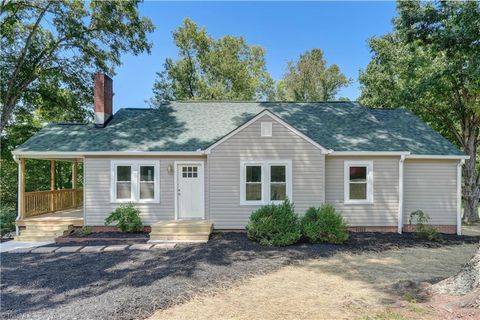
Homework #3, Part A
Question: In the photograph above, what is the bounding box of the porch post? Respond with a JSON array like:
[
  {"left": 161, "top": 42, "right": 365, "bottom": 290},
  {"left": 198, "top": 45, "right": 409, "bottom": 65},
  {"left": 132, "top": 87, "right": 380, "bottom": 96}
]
[
  {"left": 20, "top": 158, "right": 26, "bottom": 219},
  {"left": 50, "top": 160, "right": 56, "bottom": 212},
  {"left": 72, "top": 160, "right": 78, "bottom": 206}
]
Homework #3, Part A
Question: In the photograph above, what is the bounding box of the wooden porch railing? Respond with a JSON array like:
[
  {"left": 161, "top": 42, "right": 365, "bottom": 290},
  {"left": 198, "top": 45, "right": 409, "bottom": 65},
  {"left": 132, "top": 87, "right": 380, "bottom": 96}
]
[{"left": 24, "top": 189, "right": 83, "bottom": 218}]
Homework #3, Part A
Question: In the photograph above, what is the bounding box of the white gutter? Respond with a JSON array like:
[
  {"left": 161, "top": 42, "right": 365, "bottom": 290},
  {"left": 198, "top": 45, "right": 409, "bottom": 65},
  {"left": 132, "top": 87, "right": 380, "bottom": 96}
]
[
  {"left": 12, "top": 150, "right": 207, "bottom": 158},
  {"left": 398, "top": 155, "right": 405, "bottom": 234},
  {"left": 405, "top": 155, "right": 470, "bottom": 160},
  {"left": 329, "top": 151, "right": 411, "bottom": 156},
  {"left": 457, "top": 159, "right": 465, "bottom": 236}
]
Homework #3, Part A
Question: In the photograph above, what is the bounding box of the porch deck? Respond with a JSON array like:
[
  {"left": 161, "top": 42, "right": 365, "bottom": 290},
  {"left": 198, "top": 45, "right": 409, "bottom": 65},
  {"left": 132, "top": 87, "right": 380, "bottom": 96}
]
[{"left": 17, "top": 208, "right": 83, "bottom": 227}]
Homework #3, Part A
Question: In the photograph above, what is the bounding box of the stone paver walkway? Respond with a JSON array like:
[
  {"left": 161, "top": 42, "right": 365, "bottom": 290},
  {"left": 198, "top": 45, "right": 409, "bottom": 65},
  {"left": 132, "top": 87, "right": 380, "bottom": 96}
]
[{"left": 6, "top": 243, "right": 176, "bottom": 253}]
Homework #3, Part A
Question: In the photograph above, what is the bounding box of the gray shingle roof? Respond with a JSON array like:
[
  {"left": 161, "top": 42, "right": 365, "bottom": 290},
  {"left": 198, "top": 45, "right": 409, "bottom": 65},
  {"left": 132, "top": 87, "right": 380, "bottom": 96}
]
[{"left": 15, "top": 101, "right": 464, "bottom": 155}]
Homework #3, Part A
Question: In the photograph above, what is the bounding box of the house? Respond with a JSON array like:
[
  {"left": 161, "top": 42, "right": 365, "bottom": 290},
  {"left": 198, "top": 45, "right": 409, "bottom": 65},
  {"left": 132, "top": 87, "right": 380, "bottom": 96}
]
[{"left": 12, "top": 74, "right": 468, "bottom": 242}]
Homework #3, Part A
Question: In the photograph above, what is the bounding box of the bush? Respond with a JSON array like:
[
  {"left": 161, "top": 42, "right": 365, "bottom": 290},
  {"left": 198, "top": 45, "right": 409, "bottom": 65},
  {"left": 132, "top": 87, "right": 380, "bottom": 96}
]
[
  {"left": 0, "top": 207, "right": 17, "bottom": 237},
  {"left": 409, "top": 210, "right": 441, "bottom": 241},
  {"left": 105, "top": 202, "right": 143, "bottom": 232},
  {"left": 301, "top": 204, "right": 349, "bottom": 244},
  {"left": 80, "top": 226, "right": 93, "bottom": 236},
  {"left": 246, "top": 199, "right": 301, "bottom": 246}
]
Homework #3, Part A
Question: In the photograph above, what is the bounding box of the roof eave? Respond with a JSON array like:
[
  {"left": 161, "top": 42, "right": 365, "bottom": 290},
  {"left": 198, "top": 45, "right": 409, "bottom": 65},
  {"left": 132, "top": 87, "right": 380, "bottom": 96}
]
[{"left": 12, "top": 150, "right": 208, "bottom": 158}]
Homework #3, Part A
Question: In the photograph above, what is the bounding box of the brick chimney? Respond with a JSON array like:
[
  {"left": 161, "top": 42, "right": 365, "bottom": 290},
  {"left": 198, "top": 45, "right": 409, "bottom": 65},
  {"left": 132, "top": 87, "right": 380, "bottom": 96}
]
[{"left": 94, "top": 73, "right": 113, "bottom": 127}]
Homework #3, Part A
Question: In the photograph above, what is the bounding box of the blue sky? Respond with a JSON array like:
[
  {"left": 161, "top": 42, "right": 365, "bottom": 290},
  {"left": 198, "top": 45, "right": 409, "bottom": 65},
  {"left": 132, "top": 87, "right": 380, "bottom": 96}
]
[{"left": 113, "top": 1, "right": 397, "bottom": 111}]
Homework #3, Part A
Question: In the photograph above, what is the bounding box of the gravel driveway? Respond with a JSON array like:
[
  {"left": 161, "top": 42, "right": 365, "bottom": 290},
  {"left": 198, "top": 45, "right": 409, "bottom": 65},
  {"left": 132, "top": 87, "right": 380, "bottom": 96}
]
[{"left": 2, "top": 232, "right": 479, "bottom": 320}]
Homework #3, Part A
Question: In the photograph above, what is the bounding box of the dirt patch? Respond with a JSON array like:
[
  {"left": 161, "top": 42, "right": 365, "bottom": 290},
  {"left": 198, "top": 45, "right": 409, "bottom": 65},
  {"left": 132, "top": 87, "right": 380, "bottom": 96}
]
[
  {"left": 3, "top": 232, "right": 479, "bottom": 320},
  {"left": 149, "top": 244, "right": 479, "bottom": 320}
]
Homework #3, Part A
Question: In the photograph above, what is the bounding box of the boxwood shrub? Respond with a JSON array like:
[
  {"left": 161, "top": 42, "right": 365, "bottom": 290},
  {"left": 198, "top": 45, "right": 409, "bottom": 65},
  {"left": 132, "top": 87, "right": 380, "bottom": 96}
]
[
  {"left": 246, "top": 199, "right": 301, "bottom": 246},
  {"left": 301, "top": 204, "right": 349, "bottom": 244}
]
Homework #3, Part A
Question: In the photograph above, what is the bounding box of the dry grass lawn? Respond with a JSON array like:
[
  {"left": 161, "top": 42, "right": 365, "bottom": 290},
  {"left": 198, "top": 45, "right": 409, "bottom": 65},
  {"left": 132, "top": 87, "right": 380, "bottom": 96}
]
[{"left": 149, "top": 243, "right": 479, "bottom": 320}]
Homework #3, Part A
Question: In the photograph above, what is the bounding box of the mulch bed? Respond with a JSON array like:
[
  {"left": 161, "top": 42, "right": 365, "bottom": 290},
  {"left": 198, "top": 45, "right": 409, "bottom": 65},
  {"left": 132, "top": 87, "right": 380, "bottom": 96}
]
[
  {"left": 2, "top": 232, "right": 479, "bottom": 320},
  {"left": 55, "top": 231, "right": 149, "bottom": 244}
]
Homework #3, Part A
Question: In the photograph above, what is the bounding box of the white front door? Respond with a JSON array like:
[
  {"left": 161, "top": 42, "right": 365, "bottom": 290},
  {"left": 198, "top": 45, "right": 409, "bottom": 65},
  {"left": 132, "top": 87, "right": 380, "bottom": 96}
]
[{"left": 177, "top": 163, "right": 205, "bottom": 219}]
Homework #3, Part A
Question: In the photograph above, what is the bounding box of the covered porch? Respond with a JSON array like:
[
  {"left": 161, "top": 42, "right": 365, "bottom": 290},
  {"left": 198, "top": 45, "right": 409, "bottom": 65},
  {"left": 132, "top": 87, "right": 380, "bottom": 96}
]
[
  {"left": 17, "top": 208, "right": 83, "bottom": 227},
  {"left": 16, "top": 157, "right": 84, "bottom": 240}
]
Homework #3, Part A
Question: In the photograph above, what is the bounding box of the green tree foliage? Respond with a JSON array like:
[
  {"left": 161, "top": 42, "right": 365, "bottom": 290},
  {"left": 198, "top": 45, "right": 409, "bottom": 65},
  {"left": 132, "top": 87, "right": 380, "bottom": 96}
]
[
  {"left": 0, "top": 0, "right": 154, "bottom": 133},
  {"left": 359, "top": 1, "right": 480, "bottom": 222},
  {"left": 276, "top": 48, "right": 351, "bottom": 101},
  {"left": 151, "top": 18, "right": 274, "bottom": 103},
  {"left": 0, "top": 0, "right": 153, "bottom": 234}
]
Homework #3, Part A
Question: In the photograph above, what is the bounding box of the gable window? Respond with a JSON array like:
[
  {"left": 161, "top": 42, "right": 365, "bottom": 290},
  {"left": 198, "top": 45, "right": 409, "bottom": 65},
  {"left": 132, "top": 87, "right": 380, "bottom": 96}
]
[
  {"left": 111, "top": 160, "right": 160, "bottom": 203},
  {"left": 344, "top": 161, "right": 373, "bottom": 204},
  {"left": 261, "top": 122, "right": 272, "bottom": 137},
  {"left": 240, "top": 160, "right": 292, "bottom": 205}
]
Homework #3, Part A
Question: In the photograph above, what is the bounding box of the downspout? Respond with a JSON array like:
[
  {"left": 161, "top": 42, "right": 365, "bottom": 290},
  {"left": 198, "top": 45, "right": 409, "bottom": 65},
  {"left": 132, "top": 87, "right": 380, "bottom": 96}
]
[
  {"left": 398, "top": 155, "right": 405, "bottom": 234},
  {"left": 457, "top": 159, "right": 465, "bottom": 236},
  {"left": 83, "top": 156, "right": 86, "bottom": 225},
  {"left": 13, "top": 155, "right": 21, "bottom": 236}
]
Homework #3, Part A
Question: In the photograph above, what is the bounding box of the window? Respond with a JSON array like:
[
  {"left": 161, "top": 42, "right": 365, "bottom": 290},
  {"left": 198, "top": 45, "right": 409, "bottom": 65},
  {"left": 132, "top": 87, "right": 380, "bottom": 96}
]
[
  {"left": 261, "top": 122, "right": 272, "bottom": 137},
  {"left": 139, "top": 166, "right": 155, "bottom": 200},
  {"left": 182, "top": 166, "right": 198, "bottom": 178},
  {"left": 270, "top": 165, "right": 286, "bottom": 201},
  {"left": 111, "top": 161, "right": 160, "bottom": 203},
  {"left": 344, "top": 161, "right": 373, "bottom": 204},
  {"left": 246, "top": 165, "right": 262, "bottom": 201},
  {"left": 240, "top": 160, "right": 292, "bottom": 205},
  {"left": 116, "top": 166, "right": 132, "bottom": 199}
]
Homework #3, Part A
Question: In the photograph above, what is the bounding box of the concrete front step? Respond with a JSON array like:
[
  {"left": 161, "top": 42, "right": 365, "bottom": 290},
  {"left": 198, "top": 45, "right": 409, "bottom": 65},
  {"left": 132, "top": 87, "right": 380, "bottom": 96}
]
[{"left": 150, "top": 220, "right": 213, "bottom": 242}]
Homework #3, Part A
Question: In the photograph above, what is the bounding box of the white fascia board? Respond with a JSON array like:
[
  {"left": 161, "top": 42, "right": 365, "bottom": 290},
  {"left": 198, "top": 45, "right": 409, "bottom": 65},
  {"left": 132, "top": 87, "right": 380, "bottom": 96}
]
[
  {"left": 204, "top": 109, "right": 332, "bottom": 154},
  {"left": 405, "top": 154, "right": 470, "bottom": 160},
  {"left": 329, "top": 151, "right": 411, "bottom": 156},
  {"left": 12, "top": 151, "right": 207, "bottom": 158}
]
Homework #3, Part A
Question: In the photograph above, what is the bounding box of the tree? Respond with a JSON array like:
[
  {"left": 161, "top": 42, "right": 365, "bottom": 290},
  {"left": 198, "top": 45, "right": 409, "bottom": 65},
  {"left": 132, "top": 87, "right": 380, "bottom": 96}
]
[
  {"left": 0, "top": 0, "right": 155, "bottom": 133},
  {"left": 276, "top": 48, "right": 351, "bottom": 101},
  {"left": 0, "top": 0, "right": 154, "bottom": 235},
  {"left": 151, "top": 18, "right": 274, "bottom": 103},
  {"left": 359, "top": 1, "right": 480, "bottom": 222}
]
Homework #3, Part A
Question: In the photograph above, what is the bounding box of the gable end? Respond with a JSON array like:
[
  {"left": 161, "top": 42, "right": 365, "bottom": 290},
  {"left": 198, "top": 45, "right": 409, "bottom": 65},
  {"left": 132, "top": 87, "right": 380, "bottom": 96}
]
[{"left": 204, "top": 110, "right": 332, "bottom": 154}]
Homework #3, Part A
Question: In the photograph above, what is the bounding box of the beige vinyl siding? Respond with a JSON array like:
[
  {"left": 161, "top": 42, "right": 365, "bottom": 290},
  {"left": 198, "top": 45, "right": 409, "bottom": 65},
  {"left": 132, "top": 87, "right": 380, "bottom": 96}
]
[
  {"left": 84, "top": 157, "right": 206, "bottom": 225},
  {"left": 325, "top": 156, "right": 399, "bottom": 226},
  {"left": 404, "top": 159, "right": 457, "bottom": 225},
  {"left": 208, "top": 114, "right": 325, "bottom": 229}
]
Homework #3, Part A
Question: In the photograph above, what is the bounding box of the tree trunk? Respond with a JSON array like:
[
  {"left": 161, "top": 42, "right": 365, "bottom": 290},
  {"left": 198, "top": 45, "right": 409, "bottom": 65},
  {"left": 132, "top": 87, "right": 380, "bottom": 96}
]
[{"left": 462, "top": 126, "right": 479, "bottom": 224}]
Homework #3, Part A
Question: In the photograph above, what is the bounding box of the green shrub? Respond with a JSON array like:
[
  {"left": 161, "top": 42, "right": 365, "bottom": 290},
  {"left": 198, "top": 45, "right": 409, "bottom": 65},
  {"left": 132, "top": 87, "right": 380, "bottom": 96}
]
[
  {"left": 105, "top": 202, "right": 143, "bottom": 232},
  {"left": 80, "top": 226, "right": 93, "bottom": 236},
  {"left": 0, "top": 207, "right": 17, "bottom": 237},
  {"left": 246, "top": 199, "right": 301, "bottom": 246},
  {"left": 409, "top": 210, "right": 441, "bottom": 241},
  {"left": 301, "top": 204, "right": 349, "bottom": 244}
]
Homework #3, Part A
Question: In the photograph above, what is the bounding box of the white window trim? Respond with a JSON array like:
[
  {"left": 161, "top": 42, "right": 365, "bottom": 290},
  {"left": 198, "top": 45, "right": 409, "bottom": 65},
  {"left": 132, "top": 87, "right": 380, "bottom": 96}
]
[
  {"left": 240, "top": 160, "right": 292, "bottom": 205},
  {"left": 344, "top": 160, "right": 373, "bottom": 205},
  {"left": 110, "top": 160, "right": 160, "bottom": 203}
]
